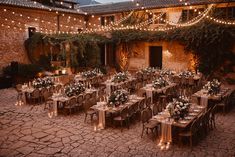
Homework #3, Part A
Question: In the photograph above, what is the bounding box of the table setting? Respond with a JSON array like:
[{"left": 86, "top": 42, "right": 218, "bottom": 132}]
[
  {"left": 91, "top": 89, "right": 144, "bottom": 130},
  {"left": 150, "top": 95, "right": 205, "bottom": 149},
  {"left": 104, "top": 72, "right": 136, "bottom": 94},
  {"left": 141, "top": 76, "right": 176, "bottom": 102}
]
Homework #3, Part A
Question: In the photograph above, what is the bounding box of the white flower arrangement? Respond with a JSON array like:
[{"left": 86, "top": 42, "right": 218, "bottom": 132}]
[
  {"left": 139, "top": 67, "right": 155, "bottom": 75},
  {"left": 152, "top": 77, "right": 169, "bottom": 89},
  {"left": 65, "top": 82, "right": 85, "bottom": 97},
  {"left": 160, "top": 70, "right": 174, "bottom": 77},
  {"left": 32, "top": 77, "right": 54, "bottom": 88},
  {"left": 111, "top": 72, "right": 128, "bottom": 83},
  {"left": 108, "top": 89, "right": 129, "bottom": 107},
  {"left": 203, "top": 79, "right": 221, "bottom": 95},
  {"left": 81, "top": 68, "right": 102, "bottom": 78},
  {"left": 179, "top": 70, "right": 194, "bottom": 78},
  {"left": 166, "top": 96, "right": 190, "bottom": 120}
]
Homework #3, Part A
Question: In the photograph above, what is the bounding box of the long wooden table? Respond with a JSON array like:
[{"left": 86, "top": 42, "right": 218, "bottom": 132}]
[
  {"left": 91, "top": 95, "right": 145, "bottom": 129},
  {"left": 140, "top": 83, "right": 177, "bottom": 102},
  {"left": 149, "top": 104, "right": 205, "bottom": 144},
  {"left": 192, "top": 87, "right": 234, "bottom": 107},
  {"left": 50, "top": 88, "right": 97, "bottom": 117}
]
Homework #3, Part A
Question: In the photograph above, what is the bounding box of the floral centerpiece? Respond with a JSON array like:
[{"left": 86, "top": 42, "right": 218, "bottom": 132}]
[
  {"left": 81, "top": 69, "right": 98, "bottom": 78},
  {"left": 108, "top": 89, "right": 129, "bottom": 107},
  {"left": 65, "top": 82, "right": 85, "bottom": 97},
  {"left": 166, "top": 96, "right": 190, "bottom": 120},
  {"left": 32, "top": 77, "right": 54, "bottom": 88},
  {"left": 179, "top": 70, "right": 194, "bottom": 78},
  {"left": 111, "top": 72, "right": 128, "bottom": 83},
  {"left": 140, "top": 67, "right": 155, "bottom": 75},
  {"left": 203, "top": 79, "right": 221, "bottom": 95},
  {"left": 152, "top": 77, "right": 169, "bottom": 89},
  {"left": 160, "top": 70, "right": 174, "bottom": 77}
]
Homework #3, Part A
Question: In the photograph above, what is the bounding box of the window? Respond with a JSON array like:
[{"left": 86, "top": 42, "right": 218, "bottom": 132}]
[
  {"left": 180, "top": 9, "right": 200, "bottom": 22},
  {"left": 214, "top": 7, "right": 235, "bottom": 20},
  {"left": 101, "top": 17, "right": 105, "bottom": 26},
  {"left": 152, "top": 12, "right": 166, "bottom": 24},
  {"left": 100, "top": 16, "right": 115, "bottom": 26},
  {"left": 28, "top": 27, "right": 36, "bottom": 38},
  {"left": 148, "top": 14, "right": 153, "bottom": 24},
  {"left": 77, "top": 28, "right": 83, "bottom": 32},
  {"left": 181, "top": 10, "right": 188, "bottom": 22}
]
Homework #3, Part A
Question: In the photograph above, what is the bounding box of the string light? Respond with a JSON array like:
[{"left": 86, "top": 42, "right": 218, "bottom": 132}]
[
  {"left": 206, "top": 16, "right": 235, "bottom": 25},
  {"left": 1, "top": 2, "right": 235, "bottom": 35},
  {"left": 1, "top": 8, "right": 85, "bottom": 32},
  {"left": 164, "top": 4, "right": 214, "bottom": 27}
]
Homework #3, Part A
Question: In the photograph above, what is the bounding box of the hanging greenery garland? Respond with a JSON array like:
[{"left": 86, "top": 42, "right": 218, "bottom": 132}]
[{"left": 24, "top": 20, "right": 235, "bottom": 75}]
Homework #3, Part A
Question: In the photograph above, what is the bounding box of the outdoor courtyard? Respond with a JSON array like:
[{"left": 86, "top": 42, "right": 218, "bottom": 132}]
[{"left": 0, "top": 88, "right": 234, "bottom": 157}]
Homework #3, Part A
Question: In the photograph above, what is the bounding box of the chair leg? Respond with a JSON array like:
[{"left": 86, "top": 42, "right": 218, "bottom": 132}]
[
  {"left": 91, "top": 114, "right": 94, "bottom": 122},
  {"left": 84, "top": 113, "right": 87, "bottom": 122},
  {"left": 151, "top": 129, "right": 154, "bottom": 141},
  {"left": 179, "top": 136, "right": 182, "bottom": 147},
  {"left": 120, "top": 121, "right": 123, "bottom": 132},
  {"left": 141, "top": 127, "right": 144, "bottom": 138},
  {"left": 190, "top": 136, "right": 193, "bottom": 149},
  {"left": 213, "top": 119, "right": 216, "bottom": 129},
  {"left": 223, "top": 106, "right": 226, "bottom": 115}
]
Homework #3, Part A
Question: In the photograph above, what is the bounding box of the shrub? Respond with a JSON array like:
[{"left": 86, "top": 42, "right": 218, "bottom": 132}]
[{"left": 3, "top": 63, "right": 42, "bottom": 78}]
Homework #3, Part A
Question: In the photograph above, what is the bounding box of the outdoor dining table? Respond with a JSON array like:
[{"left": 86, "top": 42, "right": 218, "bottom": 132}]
[
  {"left": 74, "top": 74, "right": 103, "bottom": 84},
  {"left": 50, "top": 88, "right": 98, "bottom": 117},
  {"left": 91, "top": 95, "right": 145, "bottom": 130},
  {"left": 20, "top": 85, "right": 34, "bottom": 105},
  {"left": 192, "top": 87, "right": 233, "bottom": 108},
  {"left": 103, "top": 77, "right": 137, "bottom": 95},
  {"left": 20, "top": 83, "right": 63, "bottom": 105},
  {"left": 173, "top": 73, "right": 202, "bottom": 85},
  {"left": 141, "top": 83, "right": 177, "bottom": 103},
  {"left": 150, "top": 104, "right": 205, "bottom": 144}
]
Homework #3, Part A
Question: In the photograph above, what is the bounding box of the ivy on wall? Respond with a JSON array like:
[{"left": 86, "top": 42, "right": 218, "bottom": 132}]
[
  {"left": 24, "top": 20, "right": 235, "bottom": 75},
  {"left": 25, "top": 33, "right": 108, "bottom": 71},
  {"left": 111, "top": 20, "right": 235, "bottom": 75}
]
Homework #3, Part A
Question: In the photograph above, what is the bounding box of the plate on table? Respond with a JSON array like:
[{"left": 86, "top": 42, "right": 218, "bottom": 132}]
[
  {"left": 130, "top": 99, "right": 138, "bottom": 103},
  {"left": 179, "top": 120, "right": 188, "bottom": 124},
  {"left": 188, "top": 112, "right": 197, "bottom": 116},
  {"left": 125, "top": 102, "right": 132, "bottom": 105},
  {"left": 193, "top": 109, "right": 201, "bottom": 112},
  {"left": 196, "top": 106, "right": 205, "bottom": 109},
  {"left": 184, "top": 116, "right": 193, "bottom": 120},
  {"left": 152, "top": 115, "right": 162, "bottom": 119}
]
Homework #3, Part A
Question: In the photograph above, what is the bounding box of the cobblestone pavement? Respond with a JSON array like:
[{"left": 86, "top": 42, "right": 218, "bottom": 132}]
[{"left": 0, "top": 88, "right": 235, "bottom": 157}]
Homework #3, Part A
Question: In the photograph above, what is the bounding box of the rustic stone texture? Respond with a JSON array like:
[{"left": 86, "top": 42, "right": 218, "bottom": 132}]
[
  {"left": 127, "top": 41, "right": 194, "bottom": 71},
  {"left": 0, "top": 88, "right": 235, "bottom": 157},
  {"left": 0, "top": 5, "right": 85, "bottom": 70}
]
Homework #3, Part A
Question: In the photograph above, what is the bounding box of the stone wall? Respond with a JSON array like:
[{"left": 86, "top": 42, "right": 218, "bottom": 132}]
[
  {"left": 0, "top": 5, "right": 85, "bottom": 71},
  {"left": 128, "top": 41, "right": 194, "bottom": 71}
]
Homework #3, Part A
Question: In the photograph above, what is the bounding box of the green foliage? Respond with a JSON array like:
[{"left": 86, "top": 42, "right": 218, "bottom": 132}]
[
  {"left": 111, "top": 20, "right": 235, "bottom": 75},
  {"left": 226, "top": 78, "right": 235, "bottom": 85},
  {"left": 3, "top": 63, "right": 42, "bottom": 78},
  {"left": 25, "top": 33, "right": 107, "bottom": 69},
  {"left": 24, "top": 32, "right": 44, "bottom": 63},
  {"left": 25, "top": 20, "right": 235, "bottom": 75},
  {"left": 38, "top": 55, "right": 55, "bottom": 71}
]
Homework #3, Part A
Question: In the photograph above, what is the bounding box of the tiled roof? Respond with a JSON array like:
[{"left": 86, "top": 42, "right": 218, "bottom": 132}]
[
  {"left": 76, "top": 0, "right": 100, "bottom": 6},
  {"left": 0, "top": 0, "right": 85, "bottom": 14},
  {"left": 80, "top": 0, "right": 235, "bottom": 14},
  {"left": 63, "top": 0, "right": 78, "bottom": 3}
]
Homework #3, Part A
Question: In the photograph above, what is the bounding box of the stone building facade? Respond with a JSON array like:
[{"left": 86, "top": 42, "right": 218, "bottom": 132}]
[
  {"left": 0, "top": 0, "right": 234, "bottom": 72},
  {"left": 0, "top": 3, "right": 85, "bottom": 71}
]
